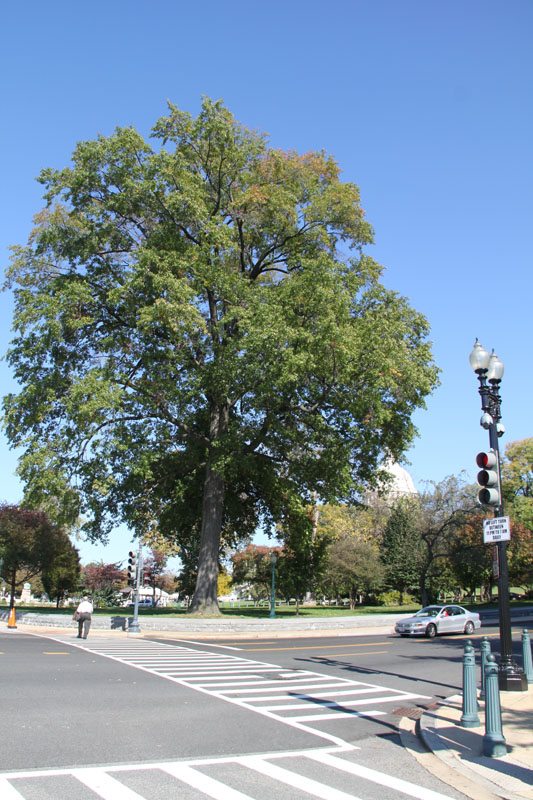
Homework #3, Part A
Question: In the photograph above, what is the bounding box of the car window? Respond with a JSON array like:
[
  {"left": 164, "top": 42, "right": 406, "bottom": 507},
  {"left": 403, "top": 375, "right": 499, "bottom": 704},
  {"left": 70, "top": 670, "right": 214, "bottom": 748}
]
[
  {"left": 415, "top": 607, "right": 440, "bottom": 617},
  {"left": 450, "top": 607, "right": 465, "bottom": 616}
]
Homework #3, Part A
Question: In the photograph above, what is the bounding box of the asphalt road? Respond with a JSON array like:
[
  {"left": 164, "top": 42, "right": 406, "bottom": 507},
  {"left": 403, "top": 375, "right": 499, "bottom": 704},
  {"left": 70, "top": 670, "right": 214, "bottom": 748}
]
[
  {"left": 155, "top": 618, "right": 510, "bottom": 687},
  {"left": 0, "top": 620, "right": 518, "bottom": 800}
]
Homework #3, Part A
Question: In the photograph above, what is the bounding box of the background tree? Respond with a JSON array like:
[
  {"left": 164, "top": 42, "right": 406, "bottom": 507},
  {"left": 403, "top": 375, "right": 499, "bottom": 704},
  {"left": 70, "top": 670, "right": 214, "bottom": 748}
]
[
  {"left": 506, "top": 522, "right": 533, "bottom": 593},
  {"left": 380, "top": 499, "right": 422, "bottom": 605},
  {"left": 318, "top": 536, "right": 384, "bottom": 608},
  {"left": 41, "top": 539, "right": 81, "bottom": 607},
  {"left": 501, "top": 438, "right": 533, "bottom": 531},
  {"left": 81, "top": 562, "right": 124, "bottom": 606},
  {"left": 0, "top": 504, "right": 76, "bottom": 611},
  {"left": 449, "top": 509, "right": 494, "bottom": 601},
  {"left": 142, "top": 548, "right": 171, "bottom": 606},
  {"left": 275, "top": 497, "right": 327, "bottom": 613},
  {"left": 217, "top": 569, "right": 232, "bottom": 598},
  {"left": 231, "top": 545, "right": 280, "bottom": 604},
  {"left": 4, "top": 98, "right": 438, "bottom": 615},
  {"left": 415, "top": 475, "right": 476, "bottom": 605}
]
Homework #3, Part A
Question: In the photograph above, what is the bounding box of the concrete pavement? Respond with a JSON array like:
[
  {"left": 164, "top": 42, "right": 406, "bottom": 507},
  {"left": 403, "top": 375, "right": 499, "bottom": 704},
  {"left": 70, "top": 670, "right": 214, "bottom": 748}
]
[{"left": 400, "top": 687, "right": 533, "bottom": 800}]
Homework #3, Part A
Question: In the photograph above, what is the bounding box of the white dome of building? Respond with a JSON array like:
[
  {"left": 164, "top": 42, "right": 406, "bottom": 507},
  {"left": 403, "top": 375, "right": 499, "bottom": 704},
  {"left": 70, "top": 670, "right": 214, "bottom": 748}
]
[{"left": 382, "top": 460, "right": 418, "bottom": 497}]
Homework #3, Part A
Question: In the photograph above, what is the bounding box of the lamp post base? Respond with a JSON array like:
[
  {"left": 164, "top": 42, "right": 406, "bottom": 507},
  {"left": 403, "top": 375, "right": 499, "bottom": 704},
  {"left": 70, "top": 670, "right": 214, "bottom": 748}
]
[{"left": 498, "top": 668, "right": 528, "bottom": 692}]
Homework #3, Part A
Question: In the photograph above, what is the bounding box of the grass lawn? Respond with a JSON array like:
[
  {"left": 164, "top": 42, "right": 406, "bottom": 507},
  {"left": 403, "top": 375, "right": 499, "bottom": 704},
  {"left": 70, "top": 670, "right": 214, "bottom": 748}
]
[{"left": 13, "top": 598, "right": 531, "bottom": 619}]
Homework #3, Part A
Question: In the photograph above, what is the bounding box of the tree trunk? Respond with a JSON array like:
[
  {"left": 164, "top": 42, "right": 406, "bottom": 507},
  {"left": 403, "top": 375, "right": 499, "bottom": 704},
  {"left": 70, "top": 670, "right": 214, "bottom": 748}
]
[
  {"left": 189, "top": 463, "right": 225, "bottom": 615},
  {"left": 419, "top": 574, "right": 428, "bottom": 607},
  {"left": 189, "top": 404, "right": 228, "bottom": 616},
  {"left": 9, "top": 569, "right": 16, "bottom": 610}
]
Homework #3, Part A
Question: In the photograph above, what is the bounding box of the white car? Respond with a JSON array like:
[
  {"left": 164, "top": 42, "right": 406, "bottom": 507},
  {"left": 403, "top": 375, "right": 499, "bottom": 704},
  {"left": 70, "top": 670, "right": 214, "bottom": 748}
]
[{"left": 395, "top": 605, "right": 482, "bottom": 638}]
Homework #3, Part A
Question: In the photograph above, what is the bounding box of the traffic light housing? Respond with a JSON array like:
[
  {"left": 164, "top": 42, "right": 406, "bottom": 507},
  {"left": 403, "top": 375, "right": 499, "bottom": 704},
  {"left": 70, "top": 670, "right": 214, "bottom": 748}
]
[
  {"left": 143, "top": 571, "right": 152, "bottom": 586},
  {"left": 476, "top": 450, "right": 500, "bottom": 505},
  {"left": 127, "top": 551, "right": 138, "bottom": 585}
]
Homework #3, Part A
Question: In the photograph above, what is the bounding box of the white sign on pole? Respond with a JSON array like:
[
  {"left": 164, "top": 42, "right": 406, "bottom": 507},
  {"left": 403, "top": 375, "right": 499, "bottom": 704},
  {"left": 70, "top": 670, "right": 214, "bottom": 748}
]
[{"left": 483, "top": 516, "right": 511, "bottom": 544}]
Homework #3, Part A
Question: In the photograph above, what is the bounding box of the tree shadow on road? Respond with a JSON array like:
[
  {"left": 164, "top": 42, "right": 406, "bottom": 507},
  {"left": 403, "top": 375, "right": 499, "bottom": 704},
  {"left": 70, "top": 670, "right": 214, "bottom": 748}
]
[{"left": 293, "top": 640, "right": 466, "bottom": 695}]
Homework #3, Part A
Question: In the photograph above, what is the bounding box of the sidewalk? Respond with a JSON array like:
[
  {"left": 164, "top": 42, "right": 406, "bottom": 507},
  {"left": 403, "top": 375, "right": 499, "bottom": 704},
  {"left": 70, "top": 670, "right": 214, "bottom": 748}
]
[{"left": 403, "top": 687, "right": 533, "bottom": 800}]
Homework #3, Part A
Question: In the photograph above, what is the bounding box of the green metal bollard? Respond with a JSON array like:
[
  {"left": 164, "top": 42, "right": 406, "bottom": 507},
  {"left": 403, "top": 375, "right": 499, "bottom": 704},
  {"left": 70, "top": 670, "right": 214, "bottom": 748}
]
[
  {"left": 480, "top": 636, "right": 491, "bottom": 700},
  {"left": 521, "top": 629, "right": 533, "bottom": 683},
  {"left": 461, "top": 640, "right": 480, "bottom": 728},
  {"left": 483, "top": 654, "right": 507, "bottom": 757}
]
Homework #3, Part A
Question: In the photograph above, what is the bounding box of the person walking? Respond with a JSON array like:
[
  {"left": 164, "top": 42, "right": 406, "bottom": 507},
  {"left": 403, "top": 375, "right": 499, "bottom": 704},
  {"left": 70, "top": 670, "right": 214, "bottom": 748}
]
[{"left": 75, "top": 596, "right": 93, "bottom": 639}]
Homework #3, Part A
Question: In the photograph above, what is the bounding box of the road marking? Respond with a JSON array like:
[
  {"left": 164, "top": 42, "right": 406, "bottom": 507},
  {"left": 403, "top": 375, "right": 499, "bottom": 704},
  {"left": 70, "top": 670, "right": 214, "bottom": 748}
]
[
  {"left": 243, "top": 641, "right": 390, "bottom": 651},
  {"left": 238, "top": 686, "right": 390, "bottom": 702},
  {"left": 42, "top": 651, "right": 70, "bottom": 655},
  {"left": 0, "top": 776, "right": 25, "bottom": 798},
  {"left": 237, "top": 755, "right": 363, "bottom": 800},
  {"left": 307, "top": 750, "right": 460, "bottom": 800},
  {"left": 72, "top": 768, "right": 146, "bottom": 799},
  {"left": 162, "top": 763, "right": 254, "bottom": 799},
  {"left": 1, "top": 745, "right": 461, "bottom": 800},
  {"left": 315, "top": 650, "right": 388, "bottom": 657},
  {"left": 37, "top": 634, "right": 431, "bottom": 748}
]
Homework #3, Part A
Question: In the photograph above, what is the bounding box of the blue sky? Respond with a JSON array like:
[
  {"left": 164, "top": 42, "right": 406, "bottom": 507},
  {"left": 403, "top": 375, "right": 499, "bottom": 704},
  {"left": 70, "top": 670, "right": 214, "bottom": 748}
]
[{"left": 1, "top": 1, "right": 531, "bottom": 567}]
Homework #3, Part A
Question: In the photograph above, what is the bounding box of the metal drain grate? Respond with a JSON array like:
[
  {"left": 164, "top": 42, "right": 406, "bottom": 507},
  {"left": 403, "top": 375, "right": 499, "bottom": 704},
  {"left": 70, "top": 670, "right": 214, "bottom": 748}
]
[{"left": 391, "top": 706, "right": 425, "bottom": 719}]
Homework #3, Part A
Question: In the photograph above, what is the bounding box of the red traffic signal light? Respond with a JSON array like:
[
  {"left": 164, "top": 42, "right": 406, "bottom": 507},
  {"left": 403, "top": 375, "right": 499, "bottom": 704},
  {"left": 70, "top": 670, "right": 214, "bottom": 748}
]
[
  {"left": 476, "top": 450, "right": 500, "bottom": 505},
  {"left": 143, "top": 572, "right": 151, "bottom": 586}
]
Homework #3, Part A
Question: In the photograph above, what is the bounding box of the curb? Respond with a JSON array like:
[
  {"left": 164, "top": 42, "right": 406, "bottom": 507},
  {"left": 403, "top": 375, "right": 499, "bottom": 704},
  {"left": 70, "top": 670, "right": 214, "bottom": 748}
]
[{"left": 418, "top": 696, "right": 533, "bottom": 800}]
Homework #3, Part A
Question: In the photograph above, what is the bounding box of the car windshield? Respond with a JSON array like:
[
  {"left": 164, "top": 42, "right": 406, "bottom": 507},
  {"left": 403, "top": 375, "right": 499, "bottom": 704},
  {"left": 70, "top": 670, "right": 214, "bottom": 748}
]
[{"left": 414, "top": 607, "right": 441, "bottom": 618}]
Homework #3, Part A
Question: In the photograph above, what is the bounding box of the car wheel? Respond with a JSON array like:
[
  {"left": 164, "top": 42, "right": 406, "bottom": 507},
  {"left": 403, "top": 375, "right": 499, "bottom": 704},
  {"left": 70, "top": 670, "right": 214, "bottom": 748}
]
[
  {"left": 426, "top": 623, "right": 437, "bottom": 638},
  {"left": 464, "top": 621, "right": 474, "bottom": 635}
]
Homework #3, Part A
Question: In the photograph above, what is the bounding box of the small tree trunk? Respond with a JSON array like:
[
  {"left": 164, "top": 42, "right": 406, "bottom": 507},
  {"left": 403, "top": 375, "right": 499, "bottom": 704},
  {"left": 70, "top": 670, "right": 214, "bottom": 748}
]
[
  {"left": 9, "top": 569, "right": 16, "bottom": 610},
  {"left": 419, "top": 574, "right": 428, "bottom": 607}
]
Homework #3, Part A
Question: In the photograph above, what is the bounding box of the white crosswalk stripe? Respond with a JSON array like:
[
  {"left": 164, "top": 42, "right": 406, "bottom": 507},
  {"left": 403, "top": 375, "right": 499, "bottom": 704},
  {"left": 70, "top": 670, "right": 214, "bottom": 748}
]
[
  {"left": 43, "top": 635, "right": 429, "bottom": 741},
  {"left": 0, "top": 747, "right": 460, "bottom": 800}
]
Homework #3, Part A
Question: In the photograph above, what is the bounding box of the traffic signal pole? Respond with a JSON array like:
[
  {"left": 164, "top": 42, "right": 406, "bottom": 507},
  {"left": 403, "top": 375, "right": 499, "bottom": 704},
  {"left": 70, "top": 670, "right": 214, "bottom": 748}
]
[
  {"left": 486, "top": 425, "right": 525, "bottom": 690},
  {"left": 470, "top": 340, "right": 526, "bottom": 691},
  {"left": 129, "top": 543, "right": 142, "bottom": 634}
]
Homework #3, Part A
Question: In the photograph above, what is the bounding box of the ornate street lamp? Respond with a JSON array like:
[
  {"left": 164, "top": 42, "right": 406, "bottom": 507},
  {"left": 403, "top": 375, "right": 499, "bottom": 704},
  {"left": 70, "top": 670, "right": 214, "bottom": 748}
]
[
  {"left": 469, "top": 340, "right": 526, "bottom": 691},
  {"left": 269, "top": 551, "right": 278, "bottom": 619}
]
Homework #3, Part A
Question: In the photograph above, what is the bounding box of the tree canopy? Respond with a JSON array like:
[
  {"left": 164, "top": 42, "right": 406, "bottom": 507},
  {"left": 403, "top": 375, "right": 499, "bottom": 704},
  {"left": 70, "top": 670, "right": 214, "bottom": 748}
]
[
  {"left": 3, "top": 98, "right": 438, "bottom": 614},
  {"left": 501, "top": 438, "right": 533, "bottom": 531},
  {"left": 380, "top": 499, "right": 422, "bottom": 604},
  {"left": 0, "top": 504, "right": 78, "bottom": 608}
]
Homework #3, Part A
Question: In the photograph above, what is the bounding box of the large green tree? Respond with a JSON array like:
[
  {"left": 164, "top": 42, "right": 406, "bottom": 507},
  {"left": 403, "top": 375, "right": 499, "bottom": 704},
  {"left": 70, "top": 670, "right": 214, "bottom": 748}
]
[
  {"left": 41, "top": 538, "right": 81, "bottom": 607},
  {"left": 319, "top": 536, "right": 384, "bottom": 608},
  {"left": 415, "top": 476, "right": 477, "bottom": 605},
  {"left": 3, "top": 98, "right": 438, "bottom": 614},
  {"left": 381, "top": 499, "right": 422, "bottom": 604},
  {"left": 0, "top": 504, "right": 77, "bottom": 611},
  {"left": 501, "top": 438, "right": 533, "bottom": 531}
]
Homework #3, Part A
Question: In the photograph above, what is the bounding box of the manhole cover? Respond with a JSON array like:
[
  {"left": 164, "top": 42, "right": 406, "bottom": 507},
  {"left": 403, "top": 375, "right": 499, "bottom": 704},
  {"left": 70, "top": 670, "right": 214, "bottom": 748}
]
[{"left": 391, "top": 706, "right": 425, "bottom": 719}]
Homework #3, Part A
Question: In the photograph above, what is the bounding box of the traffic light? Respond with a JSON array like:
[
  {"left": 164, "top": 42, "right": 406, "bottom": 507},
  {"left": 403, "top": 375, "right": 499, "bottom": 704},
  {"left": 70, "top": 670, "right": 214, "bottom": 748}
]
[
  {"left": 476, "top": 450, "right": 500, "bottom": 505},
  {"left": 143, "top": 571, "right": 152, "bottom": 586},
  {"left": 127, "top": 551, "right": 137, "bottom": 585}
]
